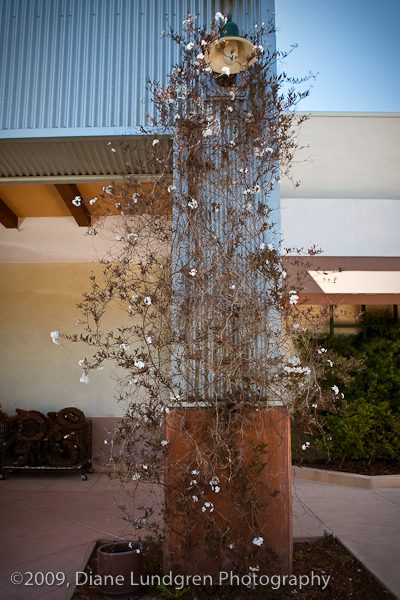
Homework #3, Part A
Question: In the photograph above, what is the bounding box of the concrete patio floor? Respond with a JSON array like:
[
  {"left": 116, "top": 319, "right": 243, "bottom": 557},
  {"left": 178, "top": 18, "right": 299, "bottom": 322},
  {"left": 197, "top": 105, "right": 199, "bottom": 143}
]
[{"left": 0, "top": 471, "right": 399, "bottom": 599}]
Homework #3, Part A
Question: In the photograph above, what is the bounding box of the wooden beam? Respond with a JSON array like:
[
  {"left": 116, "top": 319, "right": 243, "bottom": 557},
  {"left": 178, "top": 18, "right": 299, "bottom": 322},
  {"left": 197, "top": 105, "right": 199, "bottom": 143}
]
[
  {"left": 0, "top": 196, "right": 18, "bottom": 228},
  {"left": 54, "top": 184, "right": 91, "bottom": 227}
]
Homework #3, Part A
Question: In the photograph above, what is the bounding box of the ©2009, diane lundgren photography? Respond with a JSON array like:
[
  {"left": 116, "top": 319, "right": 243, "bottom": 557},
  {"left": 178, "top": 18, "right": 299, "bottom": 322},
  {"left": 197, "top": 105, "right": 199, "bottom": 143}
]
[{"left": 76, "top": 569, "right": 331, "bottom": 590}]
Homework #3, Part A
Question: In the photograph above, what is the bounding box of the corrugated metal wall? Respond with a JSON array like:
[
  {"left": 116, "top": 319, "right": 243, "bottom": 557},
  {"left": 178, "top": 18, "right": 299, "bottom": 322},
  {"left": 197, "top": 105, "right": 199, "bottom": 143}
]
[{"left": 0, "top": 0, "right": 274, "bottom": 136}]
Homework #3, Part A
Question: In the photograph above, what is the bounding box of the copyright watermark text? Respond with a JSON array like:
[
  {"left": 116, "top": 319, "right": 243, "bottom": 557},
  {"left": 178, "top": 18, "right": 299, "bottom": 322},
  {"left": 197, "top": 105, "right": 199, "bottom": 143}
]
[{"left": 11, "top": 572, "right": 68, "bottom": 587}]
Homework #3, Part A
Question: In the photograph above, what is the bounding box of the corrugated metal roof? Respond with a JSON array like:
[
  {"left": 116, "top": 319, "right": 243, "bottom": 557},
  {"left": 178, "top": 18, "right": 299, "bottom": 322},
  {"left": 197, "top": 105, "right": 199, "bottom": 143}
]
[
  {"left": 1, "top": 0, "right": 273, "bottom": 137},
  {"left": 0, "top": 135, "right": 171, "bottom": 180}
]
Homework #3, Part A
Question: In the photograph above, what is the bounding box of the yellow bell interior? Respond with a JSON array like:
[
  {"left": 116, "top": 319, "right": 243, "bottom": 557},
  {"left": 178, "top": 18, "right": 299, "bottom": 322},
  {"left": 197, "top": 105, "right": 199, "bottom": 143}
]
[{"left": 205, "top": 36, "right": 257, "bottom": 74}]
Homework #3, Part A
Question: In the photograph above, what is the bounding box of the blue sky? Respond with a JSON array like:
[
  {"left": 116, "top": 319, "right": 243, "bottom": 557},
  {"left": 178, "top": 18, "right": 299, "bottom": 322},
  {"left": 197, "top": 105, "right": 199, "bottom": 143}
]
[{"left": 275, "top": 0, "right": 400, "bottom": 112}]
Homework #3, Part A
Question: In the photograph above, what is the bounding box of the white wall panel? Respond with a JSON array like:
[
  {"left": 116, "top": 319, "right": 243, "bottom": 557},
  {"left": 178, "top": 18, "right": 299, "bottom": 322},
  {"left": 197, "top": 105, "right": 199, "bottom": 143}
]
[{"left": 281, "top": 198, "right": 400, "bottom": 256}]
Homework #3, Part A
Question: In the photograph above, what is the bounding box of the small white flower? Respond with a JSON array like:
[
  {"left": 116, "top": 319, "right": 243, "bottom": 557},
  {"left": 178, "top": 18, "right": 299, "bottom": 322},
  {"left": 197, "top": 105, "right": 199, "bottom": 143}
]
[
  {"left": 78, "top": 359, "right": 85, "bottom": 366},
  {"left": 132, "top": 473, "right": 141, "bottom": 481},
  {"left": 192, "top": 495, "right": 199, "bottom": 501},
  {"left": 128, "top": 233, "right": 138, "bottom": 241},
  {"left": 132, "top": 193, "right": 139, "bottom": 202},
  {"left": 190, "top": 480, "right": 197, "bottom": 486},
  {"left": 221, "top": 66, "right": 230, "bottom": 76},
  {"left": 205, "top": 67, "right": 213, "bottom": 73},
  {"left": 132, "top": 294, "right": 139, "bottom": 300},
  {"left": 50, "top": 331, "right": 60, "bottom": 345},
  {"left": 89, "top": 197, "right": 97, "bottom": 205},
  {"left": 202, "top": 501, "right": 214, "bottom": 512},
  {"left": 282, "top": 271, "right": 287, "bottom": 278},
  {"left": 72, "top": 196, "right": 81, "bottom": 206},
  {"left": 215, "top": 11, "right": 224, "bottom": 21},
  {"left": 228, "top": 543, "right": 235, "bottom": 549},
  {"left": 288, "top": 356, "right": 300, "bottom": 365},
  {"left": 167, "top": 185, "right": 176, "bottom": 193},
  {"left": 317, "top": 348, "right": 327, "bottom": 354},
  {"left": 186, "top": 42, "right": 194, "bottom": 50},
  {"left": 202, "top": 128, "right": 212, "bottom": 137},
  {"left": 146, "top": 336, "right": 152, "bottom": 344},
  {"left": 229, "top": 284, "right": 235, "bottom": 289},
  {"left": 259, "top": 243, "right": 266, "bottom": 250},
  {"left": 196, "top": 53, "right": 205, "bottom": 60},
  {"left": 331, "top": 385, "right": 339, "bottom": 395},
  {"left": 191, "top": 470, "right": 199, "bottom": 475},
  {"left": 111, "top": 147, "right": 116, "bottom": 152},
  {"left": 227, "top": 106, "right": 233, "bottom": 112},
  {"left": 188, "top": 198, "right": 198, "bottom": 209},
  {"left": 152, "top": 139, "right": 159, "bottom": 146},
  {"left": 252, "top": 537, "right": 264, "bottom": 547},
  {"left": 201, "top": 39, "right": 207, "bottom": 46},
  {"left": 119, "top": 343, "right": 130, "bottom": 350},
  {"left": 267, "top": 243, "right": 274, "bottom": 251},
  {"left": 189, "top": 268, "right": 197, "bottom": 276},
  {"left": 289, "top": 293, "right": 299, "bottom": 305},
  {"left": 327, "top": 359, "right": 334, "bottom": 367},
  {"left": 134, "top": 360, "right": 145, "bottom": 369},
  {"left": 143, "top": 464, "right": 148, "bottom": 470},
  {"left": 161, "top": 440, "right": 169, "bottom": 446},
  {"left": 143, "top": 296, "right": 152, "bottom": 306},
  {"left": 80, "top": 373, "right": 89, "bottom": 384},
  {"left": 302, "top": 442, "right": 311, "bottom": 450}
]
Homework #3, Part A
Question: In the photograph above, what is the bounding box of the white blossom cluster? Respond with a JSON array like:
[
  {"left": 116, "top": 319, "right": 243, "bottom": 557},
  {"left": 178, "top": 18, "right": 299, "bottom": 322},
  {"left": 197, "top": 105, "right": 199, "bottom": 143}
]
[
  {"left": 283, "top": 356, "right": 311, "bottom": 376},
  {"left": 252, "top": 537, "right": 264, "bottom": 546},
  {"left": 254, "top": 145, "right": 272, "bottom": 157},
  {"left": 243, "top": 184, "right": 261, "bottom": 196},
  {"left": 209, "top": 476, "right": 220, "bottom": 493},
  {"left": 50, "top": 331, "right": 60, "bottom": 345}
]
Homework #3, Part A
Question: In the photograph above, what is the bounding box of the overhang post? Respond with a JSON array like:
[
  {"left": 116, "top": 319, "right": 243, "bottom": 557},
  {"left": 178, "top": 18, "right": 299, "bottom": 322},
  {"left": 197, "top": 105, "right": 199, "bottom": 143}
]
[
  {"left": 55, "top": 184, "right": 91, "bottom": 227},
  {"left": 0, "top": 197, "right": 18, "bottom": 228}
]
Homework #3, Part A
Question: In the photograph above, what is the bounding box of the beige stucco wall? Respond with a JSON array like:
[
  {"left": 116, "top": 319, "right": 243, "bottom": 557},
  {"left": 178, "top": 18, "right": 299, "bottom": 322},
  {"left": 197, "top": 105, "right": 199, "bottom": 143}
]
[
  {"left": 0, "top": 262, "right": 127, "bottom": 419},
  {"left": 281, "top": 113, "right": 400, "bottom": 200}
]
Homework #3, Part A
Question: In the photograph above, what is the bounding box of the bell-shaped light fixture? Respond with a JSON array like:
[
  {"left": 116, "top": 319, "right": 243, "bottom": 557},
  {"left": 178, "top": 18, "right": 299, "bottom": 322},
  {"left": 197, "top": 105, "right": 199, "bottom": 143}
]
[{"left": 205, "top": 14, "right": 257, "bottom": 75}]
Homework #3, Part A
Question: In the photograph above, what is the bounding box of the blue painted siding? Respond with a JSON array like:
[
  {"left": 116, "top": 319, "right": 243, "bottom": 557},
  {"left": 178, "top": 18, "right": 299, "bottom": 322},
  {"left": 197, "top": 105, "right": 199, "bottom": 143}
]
[{"left": 0, "top": 0, "right": 274, "bottom": 137}]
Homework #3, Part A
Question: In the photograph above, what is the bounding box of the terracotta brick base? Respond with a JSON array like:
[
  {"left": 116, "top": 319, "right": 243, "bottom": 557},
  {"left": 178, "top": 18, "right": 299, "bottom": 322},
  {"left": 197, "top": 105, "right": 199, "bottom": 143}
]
[{"left": 164, "top": 407, "right": 292, "bottom": 576}]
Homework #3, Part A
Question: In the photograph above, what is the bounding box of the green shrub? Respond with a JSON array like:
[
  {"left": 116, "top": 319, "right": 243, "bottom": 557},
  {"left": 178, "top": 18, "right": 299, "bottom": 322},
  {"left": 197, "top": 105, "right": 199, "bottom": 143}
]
[
  {"left": 298, "top": 310, "right": 400, "bottom": 463},
  {"left": 316, "top": 398, "right": 400, "bottom": 464}
]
